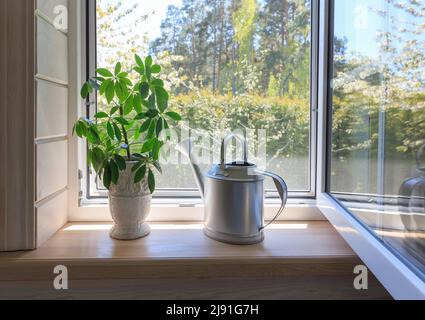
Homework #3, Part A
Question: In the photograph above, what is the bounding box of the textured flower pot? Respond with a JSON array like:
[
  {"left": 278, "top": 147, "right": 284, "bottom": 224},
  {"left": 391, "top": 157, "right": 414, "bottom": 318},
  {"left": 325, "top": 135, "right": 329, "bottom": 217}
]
[{"left": 108, "top": 161, "right": 152, "bottom": 240}]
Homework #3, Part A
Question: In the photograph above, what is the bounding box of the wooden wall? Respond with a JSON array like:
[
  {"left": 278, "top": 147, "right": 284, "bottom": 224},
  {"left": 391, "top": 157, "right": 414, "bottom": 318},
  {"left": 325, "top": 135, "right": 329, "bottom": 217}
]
[{"left": 0, "top": 0, "right": 36, "bottom": 251}]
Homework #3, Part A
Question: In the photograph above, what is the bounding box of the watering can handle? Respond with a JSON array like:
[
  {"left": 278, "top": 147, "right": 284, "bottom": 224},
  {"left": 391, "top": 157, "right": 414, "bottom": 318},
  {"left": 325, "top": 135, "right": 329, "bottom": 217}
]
[
  {"left": 220, "top": 133, "right": 248, "bottom": 167},
  {"left": 255, "top": 170, "right": 288, "bottom": 230}
]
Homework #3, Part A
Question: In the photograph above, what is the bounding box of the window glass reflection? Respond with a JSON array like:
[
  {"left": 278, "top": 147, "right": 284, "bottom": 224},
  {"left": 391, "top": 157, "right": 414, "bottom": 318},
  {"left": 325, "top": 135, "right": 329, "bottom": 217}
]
[{"left": 330, "top": 0, "right": 425, "bottom": 277}]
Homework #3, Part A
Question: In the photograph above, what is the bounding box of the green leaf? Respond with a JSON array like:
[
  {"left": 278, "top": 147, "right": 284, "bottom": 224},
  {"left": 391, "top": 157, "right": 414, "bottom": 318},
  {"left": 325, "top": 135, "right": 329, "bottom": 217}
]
[
  {"left": 155, "top": 86, "right": 169, "bottom": 112},
  {"left": 121, "top": 81, "right": 129, "bottom": 97},
  {"left": 146, "top": 67, "right": 151, "bottom": 80},
  {"left": 148, "top": 169, "right": 155, "bottom": 194},
  {"left": 156, "top": 118, "right": 163, "bottom": 137},
  {"left": 134, "top": 165, "right": 147, "bottom": 184},
  {"left": 163, "top": 119, "right": 170, "bottom": 130},
  {"left": 96, "top": 68, "right": 113, "bottom": 78},
  {"left": 152, "top": 139, "right": 163, "bottom": 161},
  {"left": 110, "top": 160, "right": 119, "bottom": 185},
  {"left": 92, "top": 147, "right": 104, "bottom": 162},
  {"left": 147, "top": 119, "right": 157, "bottom": 138},
  {"left": 110, "top": 106, "right": 119, "bottom": 116},
  {"left": 114, "top": 117, "right": 130, "bottom": 126},
  {"left": 80, "top": 82, "right": 93, "bottom": 99},
  {"left": 99, "top": 80, "right": 110, "bottom": 95},
  {"left": 153, "top": 161, "right": 162, "bottom": 174},
  {"left": 119, "top": 77, "right": 132, "bottom": 86},
  {"left": 114, "top": 62, "right": 121, "bottom": 76},
  {"left": 87, "top": 127, "right": 101, "bottom": 144},
  {"left": 134, "top": 66, "right": 144, "bottom": 75},
  {"left": 117, "top": 72, "right": 128, "bottom": 78},
  {"left": 165, "top": 112, "right": 182, "bottom": 121},
  {"left": 106, "top": 122, "right": 114, "bottom": 140},
  {"left": 95, "top": 112, "right": 109, "bottom": 119},
  {"left": 139, "top": 119, "right": 152, "bottom": 133},
  {"left": 75, "top": 121, "right": 84, "bottom": 137},
  {"left": 133, "top": 126, "right": 141, "bottom": 141},
  {"left": 145, "top": 56, "right": 153, "bottom": 68},
  {"left": 163, "top": 119, "right": 171, "bottom": 140},
  {"left": 131, "top": 161, "right": 144, "bottom": 173},
  {"left": 134, "top": 112, "right": 147, "bottom": 120},
  {"left": 132, "top": 153, "right": 144, "bottom": 159},
  {"left": 151, "top": 65, "right": 161, "bottom": 73},
  {"left": 135, "top": 54, "right": 144, "bottom": 68},
  {"left": 151, "top": 78, "right": 164, "bottom": 87},
  {"left": 123, "top": 95, "right": 133, "bottom": 115},
  {"left": 144, "top": 57, "right": 152, "bottom": 79},
  {"left": 146, "top": 109, "right": 159, "bottom": 118},
  {"left": 115, "top": 82, "right": 126, "bottom": 102},
  {"left": 141, "top": 138, "right": 157, "bottom": 154},
  {"left": 92, "top": 147, "right": 105, "bottom": 173},
  {"left": 133, "top": 94, "right": 143, "bottom": 113},
  {"left": 140, "top": 82, "right": 150, "bottom": 99},
  {"left": 87, "top": 148, "right": 93, "bottom": 167},
  {"left": 141, "top": 99, "right": 149, "bottom": 109},
  {"left": 87, "top": 82, "right": 94, "bottom": 95},
  {"left": 114, "top": 155, "right": 126, "bottom": 171},
  {"left": 126, "top": 119, "right": 135, "bottom": 130},
  {"left": 113, "top": 122, "right": 122, "bottom": 142},
  {"left": 103, "top": 162, "right": 112, "bottom": 189},
  {"left": 105, "top": 81, "right": 115, "bottom": 104},
  {"left": 148, "top": 94, "right": 156, "bottom": 110}
]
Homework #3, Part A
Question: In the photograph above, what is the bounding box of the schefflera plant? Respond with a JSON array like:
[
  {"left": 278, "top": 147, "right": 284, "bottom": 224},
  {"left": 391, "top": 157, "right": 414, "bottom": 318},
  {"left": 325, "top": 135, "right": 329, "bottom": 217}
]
[{"left": 73, "top": 55, "right": 182, "bottom": 193}]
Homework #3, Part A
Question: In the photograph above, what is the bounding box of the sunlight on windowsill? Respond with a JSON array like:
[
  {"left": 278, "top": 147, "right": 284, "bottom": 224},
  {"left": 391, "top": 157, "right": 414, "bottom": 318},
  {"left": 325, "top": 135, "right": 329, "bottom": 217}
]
[{"left": 63, "top": 223, "right": 309, "bottom": 232}]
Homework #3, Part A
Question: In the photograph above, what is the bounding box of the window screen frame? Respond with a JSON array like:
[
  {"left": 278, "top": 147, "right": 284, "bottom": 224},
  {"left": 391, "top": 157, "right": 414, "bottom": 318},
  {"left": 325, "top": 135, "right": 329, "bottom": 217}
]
[{"left": 323, "top": 0, "right": 425, "bottom": 286}]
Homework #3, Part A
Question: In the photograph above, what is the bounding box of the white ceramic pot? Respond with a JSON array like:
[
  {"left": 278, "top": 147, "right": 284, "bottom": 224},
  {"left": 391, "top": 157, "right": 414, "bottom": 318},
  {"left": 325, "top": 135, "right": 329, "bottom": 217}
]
[{"left": 108, "top": 161, "right": 152, "bottom": 240}]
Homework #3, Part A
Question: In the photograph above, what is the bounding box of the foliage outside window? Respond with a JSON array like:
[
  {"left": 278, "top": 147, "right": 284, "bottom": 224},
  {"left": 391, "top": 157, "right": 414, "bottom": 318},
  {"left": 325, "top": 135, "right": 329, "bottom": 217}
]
[{"left": 92, "top": 0, "right": 312, "bottom": 195}]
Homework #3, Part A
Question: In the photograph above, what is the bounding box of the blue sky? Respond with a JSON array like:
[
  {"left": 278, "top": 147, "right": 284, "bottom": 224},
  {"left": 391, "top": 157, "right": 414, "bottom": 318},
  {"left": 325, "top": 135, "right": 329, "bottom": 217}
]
[
  {"left": 334, "top": 0, "right": 381, "bottom": 57},
  {"left": 334, "top": 0, "right": 425, "bottom": 58}
]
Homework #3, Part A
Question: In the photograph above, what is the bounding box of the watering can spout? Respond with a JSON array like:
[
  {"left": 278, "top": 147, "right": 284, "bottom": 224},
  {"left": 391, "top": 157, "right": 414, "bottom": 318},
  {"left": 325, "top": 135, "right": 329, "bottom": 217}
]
[{"left": 177, "top": 138, "right": 205, "bottom": 200}]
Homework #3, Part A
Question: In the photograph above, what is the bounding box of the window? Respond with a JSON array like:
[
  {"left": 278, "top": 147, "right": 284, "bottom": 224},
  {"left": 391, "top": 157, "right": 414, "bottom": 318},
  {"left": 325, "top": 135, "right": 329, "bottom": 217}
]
[
  {"left": 83, "top": 0, "right": 316, "bottom": 200},
  {"left": 328, "top": 0, "right": 425, "bottom": 278}
]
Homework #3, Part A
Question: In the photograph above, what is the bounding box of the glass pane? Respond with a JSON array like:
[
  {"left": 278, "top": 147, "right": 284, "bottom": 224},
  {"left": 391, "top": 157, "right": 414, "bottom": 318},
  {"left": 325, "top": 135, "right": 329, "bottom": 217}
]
[
  {"left": 330, "top": 0, "right": 425, "bottom": 277},
  {"left": 94, "top": 0, "right": 312, "bottom": 194}
]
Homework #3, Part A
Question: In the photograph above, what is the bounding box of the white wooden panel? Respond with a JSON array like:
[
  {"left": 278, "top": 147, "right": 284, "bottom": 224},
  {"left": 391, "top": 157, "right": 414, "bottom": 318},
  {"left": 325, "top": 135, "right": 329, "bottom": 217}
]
[
  {"left": 36, "top": 17, "right": 68, "bottom": 82},
  {"left": 37, "top": 140, "right": 68, "bottom": 201},
  {"left": 37, "top": 0, "right": 68, "bottom": 21},
  {"left": 36, "top": 80, "right": 68, "bottom": 138},
  {"left": 36, "top": 191, "right": 68, "bottom": 247}
]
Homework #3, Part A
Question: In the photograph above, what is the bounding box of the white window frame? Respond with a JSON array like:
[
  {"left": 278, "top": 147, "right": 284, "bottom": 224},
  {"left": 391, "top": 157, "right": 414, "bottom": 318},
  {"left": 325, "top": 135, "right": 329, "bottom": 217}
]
[{"left": 315, "top": 0, "right": 425, "bottom": 299}]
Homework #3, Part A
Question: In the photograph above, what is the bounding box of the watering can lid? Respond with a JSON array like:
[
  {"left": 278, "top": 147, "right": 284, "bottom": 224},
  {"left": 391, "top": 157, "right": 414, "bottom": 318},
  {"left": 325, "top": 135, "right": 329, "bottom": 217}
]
[{"left": 205, "top": 162, "right": 265, "bottom": 182}]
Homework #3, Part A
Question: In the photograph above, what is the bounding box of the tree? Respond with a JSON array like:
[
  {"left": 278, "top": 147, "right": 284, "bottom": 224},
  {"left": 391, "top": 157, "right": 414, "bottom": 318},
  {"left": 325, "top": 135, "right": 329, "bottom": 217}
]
[{"left": 96, "top": 1, "right": 150, "bottom": 71}]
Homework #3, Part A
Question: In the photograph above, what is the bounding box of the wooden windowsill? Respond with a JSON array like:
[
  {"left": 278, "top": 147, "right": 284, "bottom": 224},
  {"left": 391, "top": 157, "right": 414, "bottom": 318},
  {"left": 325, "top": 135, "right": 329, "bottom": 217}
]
[
  {"left": 2, "top": 221, "right": 355, "bottom": 261},
  {"left": 0, "top": 221, "right": 391, "bottom": 299}
]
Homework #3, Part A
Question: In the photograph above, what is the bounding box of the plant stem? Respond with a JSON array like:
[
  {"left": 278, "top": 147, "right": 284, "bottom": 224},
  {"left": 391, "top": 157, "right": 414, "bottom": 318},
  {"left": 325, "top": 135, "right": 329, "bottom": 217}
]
[{"left": 119, "top": 105, "right": 131, "bottom": 160}]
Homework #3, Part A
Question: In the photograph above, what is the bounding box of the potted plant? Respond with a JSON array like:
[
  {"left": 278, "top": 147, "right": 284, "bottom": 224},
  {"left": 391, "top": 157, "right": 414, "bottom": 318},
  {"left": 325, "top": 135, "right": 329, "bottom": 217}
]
[{"left": 74, "top": 55, "right": 182, "bottom": 240}]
